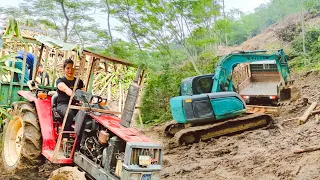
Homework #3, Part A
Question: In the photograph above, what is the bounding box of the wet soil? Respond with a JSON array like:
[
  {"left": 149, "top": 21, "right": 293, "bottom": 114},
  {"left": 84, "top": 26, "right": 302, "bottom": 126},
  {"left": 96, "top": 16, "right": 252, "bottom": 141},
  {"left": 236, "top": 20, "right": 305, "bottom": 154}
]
[
  {"left": 141, "top": 70, "right": 320, "bottom": 180},
  {"left": 0, "top": 158, "right": 60, "bottom": 180},
  {"left": 0, "top": 74, "right": 320, "bottom": 180}
]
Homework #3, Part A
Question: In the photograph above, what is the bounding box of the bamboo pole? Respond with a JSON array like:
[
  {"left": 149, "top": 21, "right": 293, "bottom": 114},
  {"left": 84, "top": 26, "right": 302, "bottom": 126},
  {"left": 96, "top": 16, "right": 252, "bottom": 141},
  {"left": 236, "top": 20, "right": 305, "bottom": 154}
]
[
  {"left": 93, "top": 74, "right": 110, "bottom": 91},
  {"left": 13, "top": 40, "right": 17, "bottom": 52},
  {"left": 41, "top": 47, "right": 49, "bottom": 87},
  {"left": 51, "top": 49, "right": 58, "bottom": 89},
  {"left": 118, "top": 82, "right": 122, "bottom": 112},
  {"left": 20, "top": 44, "right": 28, "bottom": 90},
  {"left": 8, "top": 49, "right": 15, "bottom": 105},
  {"left": 122, "top": 87, "right": 125, "bottom": 110},
  {"left": 138, "top": 108, "right": 144, "bottom": 128},
  {"left": 98, "top": 74, "right": 114, "bottom": 96},
  {"left": 1, "top": 38, "right": 6, "bottom": 57},
  {"left": 85, "top": 56, "right": 94, "bottom": 90},
  {"left": 32, "top": 45, "right": 38, "bottom": 81},
  {"left": 107, "top": 83, "right": 111, "bottom": 103}
]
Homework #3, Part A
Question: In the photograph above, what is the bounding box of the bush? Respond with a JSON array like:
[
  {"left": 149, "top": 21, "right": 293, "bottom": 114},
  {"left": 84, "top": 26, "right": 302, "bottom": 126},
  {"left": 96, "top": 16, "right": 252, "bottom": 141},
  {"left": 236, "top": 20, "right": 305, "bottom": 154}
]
[
  {"left": 290, "top": 28, "right": 320, "bottom": 70},
  {"left": 140, "top": 52, "right": 219, "bottom": 125},
  {"left": 140, "top": 63, "right": 197, "bottom": 124}
]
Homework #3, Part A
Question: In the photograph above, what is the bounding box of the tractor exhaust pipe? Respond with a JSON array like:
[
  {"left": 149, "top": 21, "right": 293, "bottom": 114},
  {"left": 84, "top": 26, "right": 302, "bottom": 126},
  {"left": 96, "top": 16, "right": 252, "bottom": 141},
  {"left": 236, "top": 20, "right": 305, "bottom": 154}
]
[{"left": 120, "top": 66, "right": 142, "bottom": 128}]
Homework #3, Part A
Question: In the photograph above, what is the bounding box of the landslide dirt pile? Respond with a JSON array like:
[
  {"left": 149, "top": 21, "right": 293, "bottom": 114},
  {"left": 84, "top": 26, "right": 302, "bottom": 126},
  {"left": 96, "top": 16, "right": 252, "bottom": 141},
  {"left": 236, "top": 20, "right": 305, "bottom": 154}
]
[
  {"left": 142, "top": 70, "right": 320, "bottom": 180},
  {"left": 217, "top": 12, "right": 320, "bottom": 56}
]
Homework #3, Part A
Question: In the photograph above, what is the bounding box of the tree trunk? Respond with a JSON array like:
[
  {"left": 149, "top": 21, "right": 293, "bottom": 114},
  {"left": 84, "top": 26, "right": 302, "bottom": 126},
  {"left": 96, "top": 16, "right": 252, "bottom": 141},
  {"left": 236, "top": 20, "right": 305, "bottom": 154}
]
[
  {"left": 59, "top": 0, "right": 69, "bottom": 42},
  {"left": 125, "top": 0, "right": 142, "bottom": 51},
  {"left": 106, "top": 0, "right": 114, "bottom": 55}
]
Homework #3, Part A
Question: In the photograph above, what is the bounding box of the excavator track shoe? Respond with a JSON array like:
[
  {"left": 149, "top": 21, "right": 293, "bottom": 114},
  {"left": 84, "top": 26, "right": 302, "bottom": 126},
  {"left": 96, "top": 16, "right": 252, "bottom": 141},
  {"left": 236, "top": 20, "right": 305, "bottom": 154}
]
[
  {"left": 164, "top": 121, "right": 186, "bottom": 137},
  {"left": 174, "top": 114, "right": 272, "bottom": 145}
]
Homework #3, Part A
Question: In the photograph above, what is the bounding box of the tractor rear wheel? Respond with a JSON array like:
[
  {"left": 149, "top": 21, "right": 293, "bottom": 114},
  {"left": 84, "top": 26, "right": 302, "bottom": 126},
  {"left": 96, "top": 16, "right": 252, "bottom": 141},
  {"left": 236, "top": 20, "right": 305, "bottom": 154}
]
[
  {"left": 2, "top": 101, "right": 43, "bottom": 171},
  {"left": 49, "top": 166, "right": 86, "bottom": 180}
]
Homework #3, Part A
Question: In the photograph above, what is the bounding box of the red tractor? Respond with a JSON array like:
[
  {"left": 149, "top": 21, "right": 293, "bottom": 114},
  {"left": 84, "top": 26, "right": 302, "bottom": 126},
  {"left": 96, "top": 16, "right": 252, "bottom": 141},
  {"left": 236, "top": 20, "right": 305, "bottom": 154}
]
[{"left": 1, "top": 54, "right": 163, "bottom": 179}]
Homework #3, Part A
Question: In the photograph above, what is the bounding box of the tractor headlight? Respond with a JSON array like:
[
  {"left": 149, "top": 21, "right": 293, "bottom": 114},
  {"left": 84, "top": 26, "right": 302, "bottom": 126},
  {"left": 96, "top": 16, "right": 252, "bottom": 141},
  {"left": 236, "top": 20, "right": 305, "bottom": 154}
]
[{"left": 139, "top": 155, "right": 151, "bottom": 166}]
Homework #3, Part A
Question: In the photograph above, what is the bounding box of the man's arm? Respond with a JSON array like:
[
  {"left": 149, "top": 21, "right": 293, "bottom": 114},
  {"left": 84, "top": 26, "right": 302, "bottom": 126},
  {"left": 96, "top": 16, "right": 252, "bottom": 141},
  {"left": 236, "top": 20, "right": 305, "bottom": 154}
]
[{"left": 57, "top": 82, "right": 73, "bottom": 96}]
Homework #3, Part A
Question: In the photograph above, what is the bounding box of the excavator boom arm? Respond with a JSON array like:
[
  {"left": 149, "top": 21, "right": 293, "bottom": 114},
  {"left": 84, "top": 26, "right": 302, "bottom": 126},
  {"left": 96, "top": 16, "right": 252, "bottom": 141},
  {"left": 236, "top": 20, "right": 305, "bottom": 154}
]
[{"left": 212, "top": 49, "right": 291, "bottom": 92}]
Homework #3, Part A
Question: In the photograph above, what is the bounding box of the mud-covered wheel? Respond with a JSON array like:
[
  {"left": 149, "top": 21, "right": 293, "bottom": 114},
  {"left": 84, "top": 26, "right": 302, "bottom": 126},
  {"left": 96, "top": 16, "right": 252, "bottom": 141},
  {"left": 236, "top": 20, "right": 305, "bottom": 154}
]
[
  {"left": 50, "top": 166, "right": 86, "bottom": 180},
  {"left": 2, "top": 101, "right": 43, "bottom": 171}
]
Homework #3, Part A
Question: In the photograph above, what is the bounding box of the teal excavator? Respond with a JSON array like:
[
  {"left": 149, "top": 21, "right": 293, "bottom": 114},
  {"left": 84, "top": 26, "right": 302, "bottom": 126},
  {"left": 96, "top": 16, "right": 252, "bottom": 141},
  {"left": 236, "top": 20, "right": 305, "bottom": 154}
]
[{"left": 166, "top": 49, "right": 296, "bottom": 144}]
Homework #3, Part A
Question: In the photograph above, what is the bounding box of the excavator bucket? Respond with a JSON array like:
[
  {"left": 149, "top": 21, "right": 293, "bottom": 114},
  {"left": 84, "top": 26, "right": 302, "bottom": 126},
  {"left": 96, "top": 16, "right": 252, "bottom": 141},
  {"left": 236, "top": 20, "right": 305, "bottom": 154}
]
[{"left": 279, "top": 81, "right": 300, "bottom": 103}]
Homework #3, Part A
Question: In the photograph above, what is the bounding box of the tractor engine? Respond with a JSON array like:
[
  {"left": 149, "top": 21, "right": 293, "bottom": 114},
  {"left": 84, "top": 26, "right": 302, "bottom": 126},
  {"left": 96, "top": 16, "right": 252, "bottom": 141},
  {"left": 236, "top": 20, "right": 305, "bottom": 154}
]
[
  {"left": 73, "top": 112, "right": 162, "bottom": 180},
  {"left": 79, "top": 119, "right": 126, "bottom": 175}
]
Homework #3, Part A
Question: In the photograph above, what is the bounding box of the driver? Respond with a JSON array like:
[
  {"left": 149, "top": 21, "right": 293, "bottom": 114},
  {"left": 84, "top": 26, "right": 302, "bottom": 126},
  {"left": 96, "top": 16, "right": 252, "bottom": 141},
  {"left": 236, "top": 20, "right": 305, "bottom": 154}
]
[{"left": 56, "top": 59, "right": 84, "bottom": 142}]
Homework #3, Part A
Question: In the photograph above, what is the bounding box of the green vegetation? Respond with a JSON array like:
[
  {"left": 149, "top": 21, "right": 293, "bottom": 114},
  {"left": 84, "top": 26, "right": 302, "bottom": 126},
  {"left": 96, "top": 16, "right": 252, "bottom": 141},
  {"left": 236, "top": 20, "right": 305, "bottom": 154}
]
[
  {"left": 1, "top": 0, "right": 319, "bottom": 125},
  {"left": 290, "top": 28, "right": 320, "bottom": 71}
]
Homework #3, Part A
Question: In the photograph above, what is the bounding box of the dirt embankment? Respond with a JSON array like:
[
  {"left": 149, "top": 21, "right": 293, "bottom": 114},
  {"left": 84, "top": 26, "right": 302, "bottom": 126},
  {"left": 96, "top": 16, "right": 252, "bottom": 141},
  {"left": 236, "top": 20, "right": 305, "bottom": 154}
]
[
  {"left": 217, "top": 12, "right": 320, "bottom": 56},
  {"left": 142, "top": 70, "right": 320, "bottom": 180}
]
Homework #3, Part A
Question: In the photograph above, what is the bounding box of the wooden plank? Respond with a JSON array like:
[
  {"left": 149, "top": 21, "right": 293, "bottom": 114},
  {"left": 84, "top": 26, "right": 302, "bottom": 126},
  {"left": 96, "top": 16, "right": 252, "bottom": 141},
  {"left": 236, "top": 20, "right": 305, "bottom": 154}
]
[
  {"left": 298, "top": 102, "right": 318, "bottom": 125},
  {"left": 246, "top": 105, "right": 279, "bottom": 115},
  {"left": 69, "top": 105, "right": 121, "bottom": 115},
  {"left": 83, "top": 50, "right": 134, "bottom": 67}
]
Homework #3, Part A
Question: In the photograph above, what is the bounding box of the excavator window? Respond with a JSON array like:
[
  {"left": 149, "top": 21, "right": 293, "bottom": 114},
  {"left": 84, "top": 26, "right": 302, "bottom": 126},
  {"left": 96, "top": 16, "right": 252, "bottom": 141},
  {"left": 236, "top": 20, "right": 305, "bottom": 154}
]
[{"left": 195, "top": 77, "right": 213, "bottom": 94}]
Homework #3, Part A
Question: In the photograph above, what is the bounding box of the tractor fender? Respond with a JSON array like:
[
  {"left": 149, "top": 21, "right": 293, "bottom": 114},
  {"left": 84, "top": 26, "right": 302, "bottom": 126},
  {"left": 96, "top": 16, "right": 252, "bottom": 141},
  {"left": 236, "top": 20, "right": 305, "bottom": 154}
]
[
  {"left": 17, "top": 90, "right": 37, "bottom": 102},
  {"left": 18, "top": 90, "right": 57, "bottom": 151}
]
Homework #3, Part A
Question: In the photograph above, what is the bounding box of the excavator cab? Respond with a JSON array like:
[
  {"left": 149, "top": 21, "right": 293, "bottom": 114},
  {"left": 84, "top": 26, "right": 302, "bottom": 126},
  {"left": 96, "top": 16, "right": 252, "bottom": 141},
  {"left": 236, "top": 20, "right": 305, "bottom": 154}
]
[{"left": 180, "top": 74, "right": 214, "bottom": 96}]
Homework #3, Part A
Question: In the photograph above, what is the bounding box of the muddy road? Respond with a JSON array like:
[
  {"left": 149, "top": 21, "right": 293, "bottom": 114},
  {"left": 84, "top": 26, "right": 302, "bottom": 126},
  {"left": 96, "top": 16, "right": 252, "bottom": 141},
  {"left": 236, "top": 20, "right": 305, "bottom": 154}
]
[
  {"left": 1, "top": 71, "right": 320, "bottom": 179},
  {"left": 142, "top": 71, "right": 320, "bottom": 180}
]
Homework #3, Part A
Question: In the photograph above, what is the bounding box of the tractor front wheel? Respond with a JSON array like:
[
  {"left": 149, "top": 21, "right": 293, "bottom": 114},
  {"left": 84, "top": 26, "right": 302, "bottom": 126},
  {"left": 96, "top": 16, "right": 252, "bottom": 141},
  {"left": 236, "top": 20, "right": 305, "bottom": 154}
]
[
  {"left": 2, "top": 102, "right": 43, "bottom": 171},
  {"left": 49, "top": 166, "right": 86, "bottom": 180}
]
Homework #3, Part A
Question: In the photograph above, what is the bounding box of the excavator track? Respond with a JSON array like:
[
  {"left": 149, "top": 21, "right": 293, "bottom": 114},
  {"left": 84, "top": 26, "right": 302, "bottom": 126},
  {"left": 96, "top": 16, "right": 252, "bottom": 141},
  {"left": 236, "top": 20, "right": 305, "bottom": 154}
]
[
  {"left": 174, "top": 114, "right": 272, "bottom": 145},
  {"left": 164, "top": 121, "right": 186, "bottom": 137}
]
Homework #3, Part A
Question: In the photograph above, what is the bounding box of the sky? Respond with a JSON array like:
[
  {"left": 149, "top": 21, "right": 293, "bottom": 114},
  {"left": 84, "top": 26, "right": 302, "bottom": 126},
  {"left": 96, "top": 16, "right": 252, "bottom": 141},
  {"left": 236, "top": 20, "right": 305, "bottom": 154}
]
[
  {"left": 1, "top": 0, "right": 270, "bottom": 12},
  {"left": 0, "top": 0, "right": 271, "bottom": 38},
  {"left": 224, "top": 0, "right": 270, "bottom": 13}
]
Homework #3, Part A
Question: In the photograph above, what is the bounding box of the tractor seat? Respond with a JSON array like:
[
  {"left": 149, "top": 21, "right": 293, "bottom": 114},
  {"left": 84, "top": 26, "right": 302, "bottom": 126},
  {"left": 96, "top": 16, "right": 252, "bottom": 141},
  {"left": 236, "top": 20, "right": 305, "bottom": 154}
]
[{"left": 52, "top": 93, "right": 63, "bottom": 122}]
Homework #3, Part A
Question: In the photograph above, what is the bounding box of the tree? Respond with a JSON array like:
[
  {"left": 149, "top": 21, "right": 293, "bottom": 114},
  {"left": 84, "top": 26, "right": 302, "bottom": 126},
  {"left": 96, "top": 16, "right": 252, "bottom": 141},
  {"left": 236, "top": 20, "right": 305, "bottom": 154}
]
[{"left": 9, "top": 0, "right": 101, "bottom": 44}]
